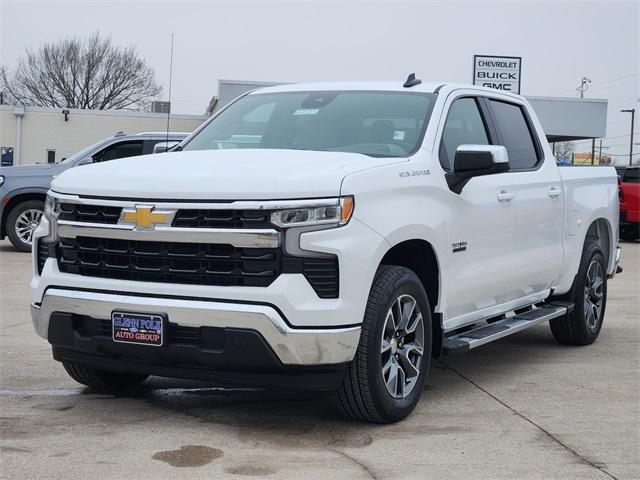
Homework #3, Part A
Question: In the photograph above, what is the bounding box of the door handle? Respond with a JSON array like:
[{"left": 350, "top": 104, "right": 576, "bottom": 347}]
[
  {"left": 497, "top": 190, "right": 515, "bottom": 202},
  {"left": 548, "top": 187, "right": 562, "bottom": 198}
]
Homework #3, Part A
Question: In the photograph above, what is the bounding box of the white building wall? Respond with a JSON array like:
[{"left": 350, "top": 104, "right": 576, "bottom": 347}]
[{"left": 0, "top": 106, "right": 205, "bottom": 165}]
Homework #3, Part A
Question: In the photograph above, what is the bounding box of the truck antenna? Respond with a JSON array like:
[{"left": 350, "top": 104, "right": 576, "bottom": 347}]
[
  {"left": 165, "top": 33, "right": 174, "bottom": 150},
  {"left": 403, "top": 73, "right": 422, "bottom": 88}
]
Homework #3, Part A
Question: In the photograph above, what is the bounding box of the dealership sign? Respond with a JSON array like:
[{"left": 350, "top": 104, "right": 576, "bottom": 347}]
[{"left": 473, "top": 55, "right": 522, "bottom": 94}]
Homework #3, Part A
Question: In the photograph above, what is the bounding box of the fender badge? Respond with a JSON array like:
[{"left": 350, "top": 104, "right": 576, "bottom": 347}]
[
  {"left": 399, "top": 169, "right": 430, "bottom": 178},
  {"left": 452, "top": 241, "right": 467, "bottom": 253}
]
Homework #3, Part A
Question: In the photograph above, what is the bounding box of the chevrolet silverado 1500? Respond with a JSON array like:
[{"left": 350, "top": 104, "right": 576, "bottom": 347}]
[{"left": 31, "top": 79, "right": 621, "bottom": 423}]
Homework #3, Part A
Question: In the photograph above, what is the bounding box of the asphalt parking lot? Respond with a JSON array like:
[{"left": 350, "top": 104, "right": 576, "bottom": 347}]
[{"left": 0, "top": 239, "right": 638, "bottom": 480}]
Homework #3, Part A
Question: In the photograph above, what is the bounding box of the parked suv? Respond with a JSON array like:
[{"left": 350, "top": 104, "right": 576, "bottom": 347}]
[
  {"left": 615, "top": 165, "right": 639, "bottom": 241},
  {"left": 0, "top": 132, "right": 188, "bottom": 251}
]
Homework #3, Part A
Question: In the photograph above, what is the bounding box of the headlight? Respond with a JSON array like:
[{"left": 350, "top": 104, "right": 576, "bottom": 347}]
[
  {"left": 0, "top": 175, "right": 4, "bottom": 187},
  {"left": 271, "top": 196, "right": 354, "bottom": 228},
  {"left": 44, "top": 195, "right": 60, "bottom": 219}
]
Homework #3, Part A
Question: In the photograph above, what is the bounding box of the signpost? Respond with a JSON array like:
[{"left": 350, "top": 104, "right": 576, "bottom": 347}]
[{"left": 473, "top": 55, "right": 522, "bottom": 94}]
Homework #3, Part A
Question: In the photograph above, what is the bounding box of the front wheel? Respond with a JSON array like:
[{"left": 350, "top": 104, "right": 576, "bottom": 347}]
[
  {"left": 335, "top": 265, "right": 432, "bottom": 423},
  {"left": 6, "top": 199, "right": 44, "bottom": 252},
  {"left": 550, "top": 241, "right": 607, "bottom": 345}
]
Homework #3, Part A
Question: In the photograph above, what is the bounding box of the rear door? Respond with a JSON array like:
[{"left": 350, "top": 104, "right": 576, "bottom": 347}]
[
  {"left": 486, "top": 98, "right": 564, "bottom": 296},
  {"left": 438, "top": 95, "right": 519, "bottom": 330}
]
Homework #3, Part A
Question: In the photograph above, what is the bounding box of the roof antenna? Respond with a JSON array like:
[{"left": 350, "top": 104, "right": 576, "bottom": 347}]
[
  {"left": 164, "top": 33, "right": 174, "bottom": 151},
  {"left": 403, "top": 73, "right": 422, "bottom": 88}
]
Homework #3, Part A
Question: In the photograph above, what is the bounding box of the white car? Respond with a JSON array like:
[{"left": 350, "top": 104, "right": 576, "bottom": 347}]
[{"left": 31, "top": 78, "right": 621, "bottom": 423}]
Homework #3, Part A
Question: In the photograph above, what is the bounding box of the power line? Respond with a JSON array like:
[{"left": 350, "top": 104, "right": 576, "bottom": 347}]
[
  {"left": 551, "top": 73, "right": 640, "bottom": 96},
  {"left": 571, "top": 132, "right": 639, "bottom": 145}
]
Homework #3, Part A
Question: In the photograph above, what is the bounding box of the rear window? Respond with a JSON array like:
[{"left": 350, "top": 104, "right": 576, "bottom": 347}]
[
  {"left": 489, "top": 100, "right": 539, "bottom": 170},
  {"left": 622, "top": 168, "right": 640, "bottom": 183}
]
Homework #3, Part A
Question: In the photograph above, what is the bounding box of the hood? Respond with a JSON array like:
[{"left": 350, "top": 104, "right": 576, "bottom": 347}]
[
  {"left": 1, "top": 163, "right": 67, "bottom": 177},
  {"left": 51, "top": 149, "right": 404, "bottom": 200}
]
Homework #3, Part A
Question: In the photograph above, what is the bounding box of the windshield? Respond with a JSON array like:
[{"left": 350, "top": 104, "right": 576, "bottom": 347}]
[
  {"left": 182, "top": 91, "right": 436, "bottom": 157},
  {"left": 60, "top": 139, "right": 109, "bottom": 164}
]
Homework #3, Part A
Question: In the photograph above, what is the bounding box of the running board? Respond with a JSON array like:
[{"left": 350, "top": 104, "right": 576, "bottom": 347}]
[{"left": 442, "top": 303, "right": 571, "bottom": 355}]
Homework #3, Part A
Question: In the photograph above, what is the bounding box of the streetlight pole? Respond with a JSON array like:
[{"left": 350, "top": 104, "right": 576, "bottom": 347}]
[{"left": 621, "top": 108, "right": 635, "bottom": 166}]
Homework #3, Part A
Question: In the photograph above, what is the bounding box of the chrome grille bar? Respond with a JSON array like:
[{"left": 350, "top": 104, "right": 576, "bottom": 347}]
[{"left": 57, "top": 221, "right": 281, "bottom": 248}]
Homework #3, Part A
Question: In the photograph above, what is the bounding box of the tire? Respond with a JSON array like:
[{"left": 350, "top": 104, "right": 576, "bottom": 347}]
[
  {"left": 6, "top": 199, "right": 44, "bottom": 252},
  {"left": 335, "top": 265, "right": 432, "bottom": 423},
  {"left": 550, "top": 241, "right": 607, "bottom": 345},
  {"left": 63, "top": 362, "right": 148, "bottom": 390}
]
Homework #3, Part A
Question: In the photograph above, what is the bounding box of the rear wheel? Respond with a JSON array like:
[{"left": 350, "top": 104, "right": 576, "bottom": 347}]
[
  {"left": 550, "top": 242, "right": 607, "bottom": 345},
  {"left": 6, "top": 200, "right": 44, "bottom": 252},
  {"left": 335, "top": 265, "right": 432, "bottom": 423},
  {"left": 63, "top": 362, "right": 148, "bottom": 390}
]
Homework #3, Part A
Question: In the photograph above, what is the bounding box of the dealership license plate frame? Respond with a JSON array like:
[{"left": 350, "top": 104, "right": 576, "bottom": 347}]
[{"left": 111, "top": 311, "right": 165, "bottom": 347}]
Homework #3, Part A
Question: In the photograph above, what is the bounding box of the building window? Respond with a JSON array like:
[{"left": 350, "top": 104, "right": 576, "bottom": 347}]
[
  {"left": 47, "top": 150, "right": 56, "bottom": 164},
  {"left": 1, "top": 147, "right": 14, "bottom": 166}
]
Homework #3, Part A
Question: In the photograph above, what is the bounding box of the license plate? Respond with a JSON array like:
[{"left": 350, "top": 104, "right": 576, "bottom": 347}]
[{"left": 112, "top": 311, "right": 164, "bottom": 347}]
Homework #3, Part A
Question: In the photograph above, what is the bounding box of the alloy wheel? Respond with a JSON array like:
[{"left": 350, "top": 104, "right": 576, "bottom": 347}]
[
  {"left": 381, "top": 294, "right": 425, "bottom": 399},
  {"left": 584, "top": 259, "right": 604, "bottom": 331},
  {"left": 15, "top": 209, "right": 43, "bottom": 246}
]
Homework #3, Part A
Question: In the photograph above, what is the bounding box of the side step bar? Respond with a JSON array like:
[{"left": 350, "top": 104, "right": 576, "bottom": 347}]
[{"left": 442, "top": 303, "right": 572, "bottom": 355}]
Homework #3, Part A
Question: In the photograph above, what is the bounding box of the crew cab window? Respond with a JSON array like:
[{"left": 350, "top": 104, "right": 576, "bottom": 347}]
[
  {"left": 489, "top": 100, "right": 539, "bottom": 170},
  {"left": 93, "top": 141, "right": 144, "bottom": 163},
  {"left": 439, "top": 98, "right": 490, "bottom": 170}
]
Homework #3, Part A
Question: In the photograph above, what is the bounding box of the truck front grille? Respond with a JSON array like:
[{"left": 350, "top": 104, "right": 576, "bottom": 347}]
[
  {"left": 57, "top": 203, "right": 274, "bottom": 229},
  {"left": 172, "top": 209, "right": 272, "bottom": 229},
  {"left": 58, "top": 203, "right": 122, "bottom": 224},
  {"left": 57, "top": 236, "right": 281, "bottom": 287},
  {"left": 56, "top": 236, "right": 339, "bottom": 297}
]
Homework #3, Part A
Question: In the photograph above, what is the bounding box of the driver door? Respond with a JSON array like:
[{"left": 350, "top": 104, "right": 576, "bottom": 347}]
[{"left": 439, "top": 96, "right": 519, "bottom": 330}]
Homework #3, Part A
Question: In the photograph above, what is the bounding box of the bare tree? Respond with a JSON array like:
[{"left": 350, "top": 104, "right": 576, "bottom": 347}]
[
  {"left": 553, "top": 141, "right": 574, "bottom": 162},
  {"left": 1, "top": 33, "right": 162, "bottom": 110}
]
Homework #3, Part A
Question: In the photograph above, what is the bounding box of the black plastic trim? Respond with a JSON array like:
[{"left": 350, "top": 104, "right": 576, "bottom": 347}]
[{"left": 49, "top": 312, "right": 348, "bottom": 391}]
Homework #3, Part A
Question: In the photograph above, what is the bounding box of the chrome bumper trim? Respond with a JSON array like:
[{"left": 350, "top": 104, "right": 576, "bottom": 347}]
[
  {"left": 57, "top": 221, "right": 281, "bottom": 248},
  {"left": 31, "top": 289, "right": 360, "bottom": 366}
]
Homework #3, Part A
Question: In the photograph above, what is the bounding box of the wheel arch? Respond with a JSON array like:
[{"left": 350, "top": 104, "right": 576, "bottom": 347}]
[
  {"left": 378, "top": 238, "right": 443, "bottom": 357},
  {"left": 1, "top": 189, "right": 47, "bottom": 238},
  {"left": 585, "top": 217, "right": 614, "bottom": 271}
]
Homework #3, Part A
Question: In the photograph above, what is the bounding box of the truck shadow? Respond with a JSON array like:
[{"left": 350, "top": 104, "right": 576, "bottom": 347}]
[{"left": 67, "top": 324, "right": 579, "bottom": 437}]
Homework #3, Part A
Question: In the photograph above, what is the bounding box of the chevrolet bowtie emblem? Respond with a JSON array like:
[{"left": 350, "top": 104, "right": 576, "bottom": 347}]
[{"left": 120, "top": 206, "right": 173, "bottom": 229}]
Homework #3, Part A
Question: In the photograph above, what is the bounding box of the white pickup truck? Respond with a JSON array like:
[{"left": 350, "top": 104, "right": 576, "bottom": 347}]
[{"left": 31, "top": 78, "right": 621, "bottom": 423}]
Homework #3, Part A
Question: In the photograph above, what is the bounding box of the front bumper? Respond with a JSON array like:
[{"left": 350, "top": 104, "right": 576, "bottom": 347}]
[{"left": 32, "top": 288, "right": 361, "bottom": 367}]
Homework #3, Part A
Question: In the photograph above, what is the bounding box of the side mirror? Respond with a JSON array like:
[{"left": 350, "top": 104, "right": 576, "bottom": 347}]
[
  {"left": 446, "top": 145, "right": 510, "bottom": 193},
  {"left": 75, "top": 157, "right": 93, "bottom": 167},
  {"left": 153, "top": 141, "right": 179, "bottom": 154}
]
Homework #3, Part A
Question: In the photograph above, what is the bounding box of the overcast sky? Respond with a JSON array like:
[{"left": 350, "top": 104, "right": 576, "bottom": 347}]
[{"left": 1, "top": 0, "right": 638, "bottom": 158}]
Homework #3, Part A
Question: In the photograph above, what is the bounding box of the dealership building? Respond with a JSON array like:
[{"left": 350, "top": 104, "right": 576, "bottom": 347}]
[{"left": 0, "top": 105, "right": 205, "bottom": 166}]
